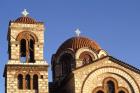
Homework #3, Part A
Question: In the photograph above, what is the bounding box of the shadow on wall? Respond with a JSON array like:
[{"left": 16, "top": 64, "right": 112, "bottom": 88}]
[{"left": 49, "top": 73, "right": 75, "bottom": 93}]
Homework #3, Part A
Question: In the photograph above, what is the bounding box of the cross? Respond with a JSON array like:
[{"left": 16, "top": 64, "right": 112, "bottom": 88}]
[
  {"left": 22, "top": 9, "right": 29, "bottom": 17},
  {"left": 75, "top": 28, "right": 81, "bottom": 36}
]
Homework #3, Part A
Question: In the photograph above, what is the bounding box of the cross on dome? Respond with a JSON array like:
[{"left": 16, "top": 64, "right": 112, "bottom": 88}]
[
  {"left": 75, "top": 28, "right": 81, "bottom": 37},
  {"left": 22, "top": 9, "right": 29, "bottom": 17}
]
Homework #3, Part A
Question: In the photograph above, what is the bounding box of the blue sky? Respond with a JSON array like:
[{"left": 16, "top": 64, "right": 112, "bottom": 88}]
[{"left": 0, "top": 0, "right": 140, "bottom": 92}]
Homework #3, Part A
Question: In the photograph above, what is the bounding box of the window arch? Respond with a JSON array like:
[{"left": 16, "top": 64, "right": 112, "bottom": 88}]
[
  {"left": 118, "top": 90, "right": 125, "bottom": 93},
  {"left": 29, "top": 39, "right": 35, "bottom": 62},
  {"left": 106, "top": 80, "right": 115, "bottom": 93},
  {"left": 17, "top": 31, "right": 37, "bottom": 63},
  {"left": 93, "top": 77, "right": 129, "bottom": 93},
  {"left": 20, "top": 38, "right": 35, "bottom": 63},
  {"left": 18, "top": 74, "right": 23, "bottom": 89},
  {"left": 20, "top": 39, "right": 26, "bottom": 62},
  {"left": 97, "top": 90, "right": 104, "bottom": 93},
  {"left": 25, "top": 74, "right": 31, "bottom": 89},
  {"left": 59, "top": 53, "right": 74, "bottom": 76},
  {"left": 79, "top": 51, "right": 94, "bottom": 65},
  {"left": 33, "top": 74, "right": 38, "bottom": 90}
]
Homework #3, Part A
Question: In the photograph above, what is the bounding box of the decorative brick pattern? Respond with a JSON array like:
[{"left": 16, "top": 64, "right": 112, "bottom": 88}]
[{"left": 72, "top": 58, "right": 140, "bottom": 93}]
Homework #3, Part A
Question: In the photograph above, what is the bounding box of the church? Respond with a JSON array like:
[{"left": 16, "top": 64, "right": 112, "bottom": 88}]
[{"left": 3, "top": 9, "right": 140, "bottom": 93}]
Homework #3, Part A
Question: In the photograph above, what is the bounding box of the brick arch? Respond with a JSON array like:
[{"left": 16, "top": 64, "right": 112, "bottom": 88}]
[
  {"left": 32, "top": 72, "right": 40, "bottom": 78},
  {"left": 15, "top": 71, "right": 26, "bottom": 78},
  {"left": 15, "top": 71, "right": 40, "bottom": 78},
  {"left": 118, "top": 87, "right": 129, "bottom": 93},
  {"left": 98, "top": 49, "right": 108, "bottom": 58},
  {"left": 75, "top": 47, "right": 98, "bottom": 60},
  {"left": 16, "top": 31, "right": 38, "bottom": 42},
  {"left": 75, "top": 47, "right": 98, "bottom": 67},
  {"left": 58, "top": 51, "right": 75, "bottom": 74},
  {"left": 56, "top": 49, "right": 75, "bottom": 63},
  {"left": 81, "top": 67, "right": 139, "bottom": 93},
  {"left": 79, "top": 51, "right": 95, "bottom": 65},
  {"left": 93, "top": 77, "right": 129, "bottom": 93}
]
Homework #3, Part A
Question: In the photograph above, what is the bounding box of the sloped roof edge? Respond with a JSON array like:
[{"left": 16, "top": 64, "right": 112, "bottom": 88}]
[{"left": 75, "top": 56, "right": 140, "bottom": 74}]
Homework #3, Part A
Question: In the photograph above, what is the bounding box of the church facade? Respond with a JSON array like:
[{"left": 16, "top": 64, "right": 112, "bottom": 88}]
[{"left": 3, "top": 10, "right": 140, "bottom": 93}]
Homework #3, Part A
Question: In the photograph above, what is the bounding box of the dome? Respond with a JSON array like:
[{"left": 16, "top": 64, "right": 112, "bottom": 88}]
[
  {"left": 55, "top": 36, "right": 101, "bottom": 56},
  {"left": 13, "top": 16, "right": 38, "bottom": 24}
]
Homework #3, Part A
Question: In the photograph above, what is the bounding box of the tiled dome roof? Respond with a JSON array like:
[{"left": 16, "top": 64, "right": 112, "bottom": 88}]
[
  {"left": 56, "top": 36, "right": 101, "bottom": 56},
  {"left": 14, "top": 16, "right": 37, "bottom": 24}
]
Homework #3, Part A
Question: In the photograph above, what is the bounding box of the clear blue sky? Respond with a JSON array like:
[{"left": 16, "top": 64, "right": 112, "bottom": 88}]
[{"left": 0, "top": 0, "right": 140, "bottom": 92}]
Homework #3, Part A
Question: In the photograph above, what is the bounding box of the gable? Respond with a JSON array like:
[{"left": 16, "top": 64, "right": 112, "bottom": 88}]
[{"left": 72, "top": 56, "right": 140, "bottom": 93}]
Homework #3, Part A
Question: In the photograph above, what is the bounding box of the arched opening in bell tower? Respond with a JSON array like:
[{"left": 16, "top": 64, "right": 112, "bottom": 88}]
[
  {"left": 20, "top": 39, "right": 26, "bottom": 62},
  {"left": 29, "top": 39, "right": 35, "bottom": 62},
  {"left": 17, "top": 31, "right": 38, "bottom": 63},
  {"left": 20, "top": 39, "right": 35, "bottom": 63}
]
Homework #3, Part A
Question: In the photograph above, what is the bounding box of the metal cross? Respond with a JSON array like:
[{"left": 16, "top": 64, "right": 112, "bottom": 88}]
[
  {"left": 22, "top": 9, "right": 29, "bottom": 17},
  {"left": 75, "top": 28, "right": 81, "bottom": 36}
]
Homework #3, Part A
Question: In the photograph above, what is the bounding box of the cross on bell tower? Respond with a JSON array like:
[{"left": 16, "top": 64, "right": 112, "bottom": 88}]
[{"left": 22, "top": 9, "right": 29, "bottom": 16}]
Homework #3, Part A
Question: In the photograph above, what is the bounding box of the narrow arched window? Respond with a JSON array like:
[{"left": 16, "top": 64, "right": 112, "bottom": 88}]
[
  {"left": 97, "top": 90, "right": 104, "bottom": 93},
  {"left": 107, "top": 80, "right": 115, "bottom": 93},
  {"left": 33, "top": 74, "right": 38, "bottom": 90},
  {"left": 29, "top": 39, "right": 35, "bottom": 62},
  {"left": 25, "top": 74, "right": 30, "bottom": 89},
  {"left": 93, "top": 78, "right": 128, "bottom": 93},
  {"left": 18, "top": 74, "right": 23, "bottom": 89},
  {"left": 20, "top": 39, "right": 26, "bottom": 62}
]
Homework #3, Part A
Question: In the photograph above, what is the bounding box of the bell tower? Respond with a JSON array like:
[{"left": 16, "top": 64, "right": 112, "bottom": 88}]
[{"left": 4, "top": 9, "right": 49, "bottom": 93}]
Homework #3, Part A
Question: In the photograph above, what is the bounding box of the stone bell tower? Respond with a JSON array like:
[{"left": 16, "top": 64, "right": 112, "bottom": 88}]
[{"left": 3, "top": 9, "right": 49, "bottom": 93}]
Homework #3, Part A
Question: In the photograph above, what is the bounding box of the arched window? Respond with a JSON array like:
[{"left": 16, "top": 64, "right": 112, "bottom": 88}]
[
  {"left": 18, "top": 74, "right": 23, "bottom": 89},
  {"left": 33, "top": 74, "right": 38, "bottom": 90},
  {"left": 97, "top": 90, "right": 104, "bottom": 93},
  {"left": 107, "top": 80, "right": 115, "bottom": 93},
  {"left": 59, "top": 53, "right": 74, "bottom": 76},
  {"left": 82, "top": 54, "right": 93, "bottom": 65},
  {"left": 20, "top": 39, "right": 35, "bottom": 63},
  {"left": 20, "top": 39, "right": 26, "bottom": 62},
  {"left": 18, "top": 31, "right": 37, "bottom": 63},
  {"left": 29, "top": 39, "right": 35, "bottom": 62},
  {"left": 25, "top": 74, "right": 30, "bottom": 89},
  {"left": 79, "top": 51, "right": 94, "bottom": 65},
  {"left": 118, "top": 90, "right": 125, "bottom": 93},
  {"left": 93, "top": 77, "right": 128, "bottom": 93}
]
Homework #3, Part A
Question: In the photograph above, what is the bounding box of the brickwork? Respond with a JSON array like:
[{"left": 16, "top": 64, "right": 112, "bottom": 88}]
[
  {"left": 6, "top": 70, "right": 48, "bottom": 93},
  {"left": 4, "top": 13, "right": 140, "bottom": 93},
  {"left": 73, "top": 57, "right": 140, "bottom": 93},
  {"left": 4, "top": 15, "right": 49, "bottom": 93},
  {"left": 9, "top": 23, "right": 45, "bottom": 62},
  {"left": 51, "top": 38, "right": 140, "bottom": 93}
]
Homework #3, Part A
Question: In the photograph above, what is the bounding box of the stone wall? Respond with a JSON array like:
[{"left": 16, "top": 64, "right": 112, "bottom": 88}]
[
  {"left": 5, "top": 65, "right": 48, "bottom": 93},
  {"left": 72, "top": 57, "right": 140, "bottom": 93},
  {"left": 9, "top": 23, "right": 44, "bottom": 62}
]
